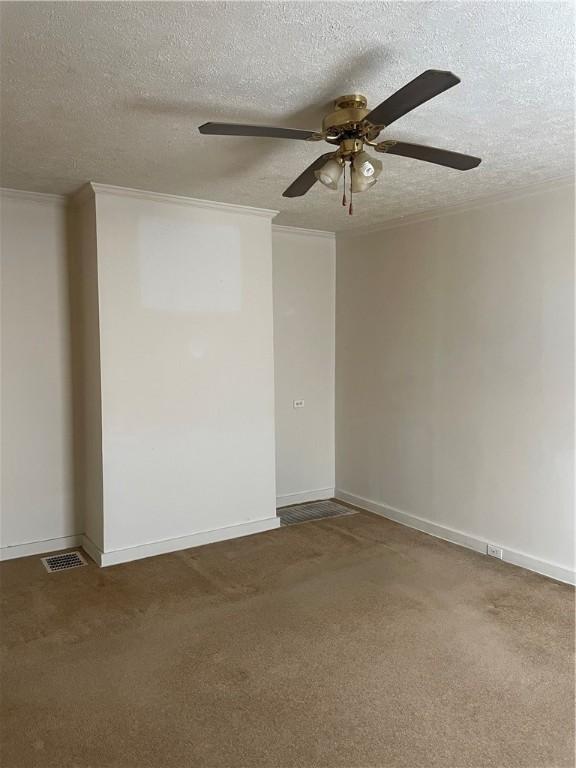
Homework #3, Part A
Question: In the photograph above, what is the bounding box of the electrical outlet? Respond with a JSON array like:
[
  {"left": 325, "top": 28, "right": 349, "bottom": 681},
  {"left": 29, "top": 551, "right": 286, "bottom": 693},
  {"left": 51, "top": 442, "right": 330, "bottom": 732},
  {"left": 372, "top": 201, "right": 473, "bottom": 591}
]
[
  {"left": 486, "top": 544, "right": 503, "bottom": 559},
  {"left": 293, "top": 399, "right": 305, "bottom": 409}
]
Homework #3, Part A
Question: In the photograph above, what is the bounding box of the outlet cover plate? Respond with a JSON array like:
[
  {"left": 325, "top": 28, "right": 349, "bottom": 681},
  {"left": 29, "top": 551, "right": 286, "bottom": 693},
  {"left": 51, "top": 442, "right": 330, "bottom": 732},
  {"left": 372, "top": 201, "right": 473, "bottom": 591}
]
[{"left": 486, "top": 544, "right": 503, "bottom": 559}]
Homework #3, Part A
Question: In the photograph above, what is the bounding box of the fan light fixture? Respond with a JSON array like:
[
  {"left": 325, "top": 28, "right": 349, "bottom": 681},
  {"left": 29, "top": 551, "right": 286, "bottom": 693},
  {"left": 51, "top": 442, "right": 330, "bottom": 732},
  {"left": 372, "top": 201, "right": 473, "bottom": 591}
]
[
  {"left": 354, "top": 151, "right": 382, "bottom": 179},
  {"left": 350, "top": 152, "right": 383, "bottom": 192},
  {"left": 314, "top": 157, "right": 343, "bottom": 190},
  {"left": 350, "top": 168, "right": 377, "bottom": 193}
]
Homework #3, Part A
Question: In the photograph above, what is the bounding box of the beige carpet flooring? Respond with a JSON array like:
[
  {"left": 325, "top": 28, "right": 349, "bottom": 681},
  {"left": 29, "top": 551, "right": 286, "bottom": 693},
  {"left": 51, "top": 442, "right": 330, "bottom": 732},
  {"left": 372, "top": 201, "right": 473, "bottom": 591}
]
[{"left": 1, "top": 511, "right": 574, "bottom": 768}]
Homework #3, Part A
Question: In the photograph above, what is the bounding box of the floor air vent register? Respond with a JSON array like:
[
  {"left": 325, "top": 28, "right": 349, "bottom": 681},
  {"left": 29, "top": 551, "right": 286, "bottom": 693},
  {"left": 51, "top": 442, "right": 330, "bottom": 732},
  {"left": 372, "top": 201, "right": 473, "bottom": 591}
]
[
  {"left": 41, "top": 551, "right": 88, "bottom": 573},
  {"left": 278, "top": 500, "right": 358, "bottom": 526}
]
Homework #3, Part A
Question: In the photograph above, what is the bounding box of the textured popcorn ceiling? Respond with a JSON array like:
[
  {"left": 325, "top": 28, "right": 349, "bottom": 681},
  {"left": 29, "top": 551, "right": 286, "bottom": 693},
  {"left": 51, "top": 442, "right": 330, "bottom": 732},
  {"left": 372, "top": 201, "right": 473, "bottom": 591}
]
[{"left": 1, "top": 1, "right": 573, "bottom": 232}]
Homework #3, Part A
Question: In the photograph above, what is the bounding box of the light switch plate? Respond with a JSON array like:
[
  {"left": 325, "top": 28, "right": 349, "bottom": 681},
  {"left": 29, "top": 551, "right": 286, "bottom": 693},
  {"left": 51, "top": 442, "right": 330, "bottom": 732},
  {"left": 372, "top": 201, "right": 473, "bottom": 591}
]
[{"left": 293, "top": 399, "right": 305, "bottom": 409}]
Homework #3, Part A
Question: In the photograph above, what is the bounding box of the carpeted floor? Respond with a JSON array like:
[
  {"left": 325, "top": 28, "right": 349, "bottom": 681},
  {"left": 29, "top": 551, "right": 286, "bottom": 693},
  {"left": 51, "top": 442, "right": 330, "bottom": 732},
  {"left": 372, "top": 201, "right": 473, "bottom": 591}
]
[{"left": 1, "top": 511, "right": 574, "bottom": 768}]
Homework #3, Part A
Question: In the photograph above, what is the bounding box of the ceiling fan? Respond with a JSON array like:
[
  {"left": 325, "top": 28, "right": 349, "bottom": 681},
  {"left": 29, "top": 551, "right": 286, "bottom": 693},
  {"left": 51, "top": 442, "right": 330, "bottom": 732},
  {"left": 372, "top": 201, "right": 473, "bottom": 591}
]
[{"left": 199, "top": 70, "right": 481, "bottom": 214}]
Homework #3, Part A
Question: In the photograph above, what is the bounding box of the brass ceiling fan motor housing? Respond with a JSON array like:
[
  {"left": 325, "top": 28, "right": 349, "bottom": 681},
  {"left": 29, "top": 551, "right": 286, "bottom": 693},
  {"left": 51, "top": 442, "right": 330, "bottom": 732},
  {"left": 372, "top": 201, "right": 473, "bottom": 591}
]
[{"left": 322, "top": 95, "right": 383, "bottom": 154}]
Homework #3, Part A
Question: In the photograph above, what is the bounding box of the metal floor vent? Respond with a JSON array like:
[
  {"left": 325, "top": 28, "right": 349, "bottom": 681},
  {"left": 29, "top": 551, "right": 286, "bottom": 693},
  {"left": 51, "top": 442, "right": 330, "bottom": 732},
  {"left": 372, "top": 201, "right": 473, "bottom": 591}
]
[
  {"left": 41, "top": 551, "right": 87, "bottom": 573},
  {"left": 278, "top": 500, "right": 358, "bottom": 527}
]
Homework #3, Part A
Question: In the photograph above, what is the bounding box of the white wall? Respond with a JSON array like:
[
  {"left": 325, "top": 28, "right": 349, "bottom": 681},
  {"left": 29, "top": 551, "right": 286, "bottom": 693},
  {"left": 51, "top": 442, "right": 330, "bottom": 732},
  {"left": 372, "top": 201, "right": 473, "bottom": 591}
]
[
  {"left": 272, "top": 227, "right": 335, "bottom": 507},
  {"left": 1, "top": 187, "right": 336, "bottom": 562},
  {"left": 1, "top": 190, "right": 78, "bottom": 555},
  {"left": 336, "top": 183, "right": 575, "bottom": 582},
  {"left": 68, "top": 187, "right": 104, "bottom": 550},
  {"left": 2, "top": 181, "right": 573, "bottom": 583},
  {"left": 91, "top": 186, "right": 278, "bottom": 557}
]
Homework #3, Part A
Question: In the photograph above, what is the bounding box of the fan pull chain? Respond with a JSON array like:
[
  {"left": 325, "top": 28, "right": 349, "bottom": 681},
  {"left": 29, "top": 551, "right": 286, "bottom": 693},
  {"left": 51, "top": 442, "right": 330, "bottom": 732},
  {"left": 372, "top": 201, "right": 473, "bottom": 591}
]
[
  {"left": 342, "top": 162, "right": 347, "bottom": 207},
  {"left": 349, "top": 164, "right": 353, "bottom": 215}
]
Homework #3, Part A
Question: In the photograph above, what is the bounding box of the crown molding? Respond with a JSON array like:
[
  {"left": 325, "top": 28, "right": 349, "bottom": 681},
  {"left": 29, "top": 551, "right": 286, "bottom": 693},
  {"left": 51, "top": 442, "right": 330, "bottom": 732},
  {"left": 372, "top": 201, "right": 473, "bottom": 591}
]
[
  {"left": 337, "top": 176, "right": 575, "bottom": 237},
  {"left": 89, "top": 182, "right": 278, "bottom": 219},
  {"left": 272, "top": 224, "right": 335, "bottom": 240},
  {"left": 0, "top": 187, "right": 67, "bottom": 206}
]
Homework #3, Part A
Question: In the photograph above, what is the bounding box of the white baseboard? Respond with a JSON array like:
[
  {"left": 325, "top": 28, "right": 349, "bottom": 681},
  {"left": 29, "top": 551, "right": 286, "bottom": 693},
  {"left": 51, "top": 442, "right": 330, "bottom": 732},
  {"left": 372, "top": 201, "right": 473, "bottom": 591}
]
[
  {"left": 335, "top": 490, "right": 576, "bottom": 586},
  {"left": 276, "top": 488, "right": 335, "bottom": 508},
  {"left": 83, "top": 516, "right": 281, "bottom": 567},
  {"left": 0, "top": 534, "right": 82, "bottom": 562}
]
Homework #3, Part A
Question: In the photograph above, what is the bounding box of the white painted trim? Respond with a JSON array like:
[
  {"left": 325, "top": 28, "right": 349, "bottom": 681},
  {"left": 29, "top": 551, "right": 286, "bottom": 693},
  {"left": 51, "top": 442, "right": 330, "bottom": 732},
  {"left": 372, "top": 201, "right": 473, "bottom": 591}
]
[
  {"left": 337, "top": 176, "right": 575, "bottom": 236},
  {"left": 81, "top": 535, "right": 103, "bottom": 566},
  {"left": 272, "top": 224, "right": 336, "bottom": 240},
  {"left": 276, "top": 488, "right": 335, "bottom": 508},
  {"left": 0, "top": 535, "right": 82, "bottom": 561},
  {"left": 335, "top": 490, "right": 576, "bottom": 586},
  {"left": 83, "top": 517, "right": 281, "bottom": 567},
  {"left": 89, "top": 182, "right": 278, "bottom": 219},
  {"left": 0, "top": 188, "right": 67, "bottom": 206}
]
